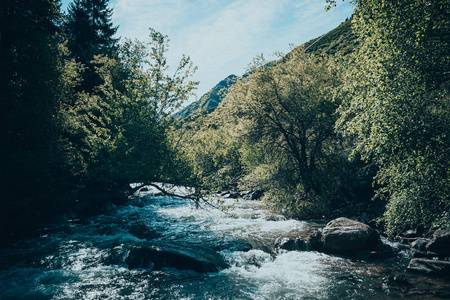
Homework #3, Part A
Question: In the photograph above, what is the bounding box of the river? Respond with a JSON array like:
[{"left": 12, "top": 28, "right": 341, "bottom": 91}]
[{"left": 0, "top": 187, "right": 449, "bottom": 299}]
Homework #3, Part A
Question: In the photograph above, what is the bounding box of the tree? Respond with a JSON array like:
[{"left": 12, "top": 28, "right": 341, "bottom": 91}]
[
  {"left": 59, "top": 29, "right": 198, "bottom": 195},
  {"left": 180, "top": 111, "right": 244, "bottom": 192},
  {"left": 65, "top": 0, "right": 118, "bottom": 92},
  {"left": 191, "top": 50, "right": 365, "bottom": 218},
  {"left": 335, "top": 0, "right": 450, "bottom": 235},
  {"left": 223, "top": 51, "right": 343, "bottom": 195},
  {"left": 111, "top": 31, "right": 198, "bottom": 188},
  {"left": 0, "top": 0, "right": 64, "bottom": 234}
]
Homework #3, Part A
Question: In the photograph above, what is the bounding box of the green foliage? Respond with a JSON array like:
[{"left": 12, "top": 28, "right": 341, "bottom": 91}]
[
  {"left": 181, "top": 48, "right": 374, "bottom": 219},
  {"left": 223, "top": 51, "right": 343, "bottom": 195},
  {"left": 300, "top": 19, "right": 358, "bottom": 56},
  {"left": 178, "top": 111, "right": 243, "bottom": 191},
  {"left": 262, "top": 189, "right": 330, "bottom": 220},
  {"left": 113, "top": 31, "right": 198, "bottom": 186},
  {"left": 336, "top": 0, "right": 450, "bottom": 235},
  {"left": 60, "top": 29, "right": 198, "bottom": 191},
  {"left": 65, "top": 0, "right": 118, "bottom": 63}
]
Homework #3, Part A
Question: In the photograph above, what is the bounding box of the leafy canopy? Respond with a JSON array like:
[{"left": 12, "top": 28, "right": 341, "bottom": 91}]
[{"left": 335, "top": 0, "right": 450, "bottom": 235}]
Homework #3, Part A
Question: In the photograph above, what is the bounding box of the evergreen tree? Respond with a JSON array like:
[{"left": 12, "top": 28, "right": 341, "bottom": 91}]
[
  {"left": 65, "top": 0, "right": 118, "bottom": 92},
  {"left": 0, "top": 0, "right": 63, "bottom": 235}
]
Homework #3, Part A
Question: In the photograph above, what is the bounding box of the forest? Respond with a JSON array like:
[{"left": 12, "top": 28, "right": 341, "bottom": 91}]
[{"left": 1, "top": 0, "right": 449, "bottom": 244}]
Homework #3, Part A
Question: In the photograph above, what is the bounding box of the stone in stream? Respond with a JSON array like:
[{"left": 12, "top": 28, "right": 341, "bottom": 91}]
[
  {"left": 357, "top": 242, "right": 398, "bottom": 260},
  {"left": 241, "top": 190, "right": 264, "bottom": 201},
  {"left": 411, "top": 238, "right": 429, "bottom": 252},
  {"left": 410, "top": 238, "right": 437, "bottom": 259},
  {"left": 321, "top": 217, "right": 380, "bottom": 255},
  {"left": 384, "top": 274, "right": 409, "bottom": 286},
  {"left": 407, "top": 258, "right": 450, "bottom": 276},
  {"left": 308, "top": 230, "right": 324, "bottom": 252},
  {"left": 275, "top": 237, "right": 308, "bottom": 251},
  {"left": 220, "top": 240, "right": 253, "bottom": 252},
  {"left": 425, "top": 227, "right": 450, "bottom": 258},
  {"left": 126, "top": 245, "right": 228, "bottom": 273}
]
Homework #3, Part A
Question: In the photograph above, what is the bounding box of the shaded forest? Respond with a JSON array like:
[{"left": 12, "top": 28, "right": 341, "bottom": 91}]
[{"left": 0, "top": 0, "right": 198, "bottom": 240}]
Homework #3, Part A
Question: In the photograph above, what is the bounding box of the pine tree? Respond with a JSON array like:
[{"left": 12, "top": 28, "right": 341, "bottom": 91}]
[
  {"left": 0, "top": 0, "right": 63, "bottom": 236},
  {"left": 65, "top": 0, "right": 118, "bottom": 92}
]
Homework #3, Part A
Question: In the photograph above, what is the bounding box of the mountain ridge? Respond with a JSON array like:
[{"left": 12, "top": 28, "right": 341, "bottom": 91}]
[{"left": 175, "top": 18, "right": 355, "bottom": 120}]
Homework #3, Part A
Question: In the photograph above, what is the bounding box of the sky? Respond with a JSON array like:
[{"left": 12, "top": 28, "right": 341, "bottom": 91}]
[{"left": 61, "top": 0, "right": 354, "bottom": 106}]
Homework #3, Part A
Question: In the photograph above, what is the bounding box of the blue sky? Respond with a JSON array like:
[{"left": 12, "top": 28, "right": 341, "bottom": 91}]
[{"left": 61, "top": 0, "right": 354, "bottom": 105}]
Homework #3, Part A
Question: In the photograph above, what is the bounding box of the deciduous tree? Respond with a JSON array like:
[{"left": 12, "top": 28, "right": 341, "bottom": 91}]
[{"left": 335, "top": 0, "right": 450, "bottom": 235}]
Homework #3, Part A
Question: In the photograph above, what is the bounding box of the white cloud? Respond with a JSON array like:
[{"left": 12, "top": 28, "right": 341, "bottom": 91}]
[
  {"left": 112, "top": 0, "right": 192, "bottom": 41},
  {"left": 184, "top": 0, "right": 283, "bottom": 71}
]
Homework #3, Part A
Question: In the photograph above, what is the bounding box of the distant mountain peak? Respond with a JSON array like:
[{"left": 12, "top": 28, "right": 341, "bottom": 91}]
[{"left": 173, "top": 74, "right": 237, "bottom": 120}]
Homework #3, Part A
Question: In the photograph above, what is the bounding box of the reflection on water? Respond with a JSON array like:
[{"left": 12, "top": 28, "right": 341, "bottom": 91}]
[{"left": 0, "top": 190, "right": 449, "bottom": 299}]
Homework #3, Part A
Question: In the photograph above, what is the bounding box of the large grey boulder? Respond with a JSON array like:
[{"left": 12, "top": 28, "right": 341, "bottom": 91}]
[
  {"left": 407, "top": 258, "right": 450, "bottom": 276},
  {"left": 322, "top": 217, "right": 380, "bottom": 254}
]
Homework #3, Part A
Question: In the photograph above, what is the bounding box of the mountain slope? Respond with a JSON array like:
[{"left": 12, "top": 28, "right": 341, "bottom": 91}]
[
  {"left": 176, "top": 18, "right": 356, "bottom": 120},
  {"left": 302, "top": 18, "right": 357, "bottom": 56},
  {"left": 173, "top": 74, "right": 237, "bottom": 119}
]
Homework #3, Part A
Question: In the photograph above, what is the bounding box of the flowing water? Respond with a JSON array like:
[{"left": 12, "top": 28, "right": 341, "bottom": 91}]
[{"left": 0, "top": 188, "right": 449, "bottom": 299}]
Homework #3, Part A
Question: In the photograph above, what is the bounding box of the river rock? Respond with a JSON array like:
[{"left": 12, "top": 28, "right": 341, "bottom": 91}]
[
  {"left": 358, "top": 242, "right": 397, "bottom": 260},
  {"left": 322, "top": 217, "right": 379, "bottom": 254},
  {"left": 126, "top": 245, "right": 228, "bottom": 273},
  {"left": 308, "top": 230, "right": 324, "bottom": 252},
  {"left": 250, "top": 190, "right": 264, "bottom": 200},
  {"left": 384, "top": 274, "right": 409, "bottom": 286},
  {"left": 275, "top": 237, "right": 308, "bottom": 251},
  {"left": 219, "top": 240, "right": 253, "bottom": 252},
  {"left": 242, "top": 190, "right": 264, "bottom": 201},
  {"left": 407, "top": 258, "right": 450, "bottom": 276},
  {"left": 225, "top": 192, "right": 239, "bottom": 199},
  {"left": 425, "top": 228, "right": 450, "bottom": 258},
  {"left": 411, "top": 238, "right": 429, "bottom": 252}
]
